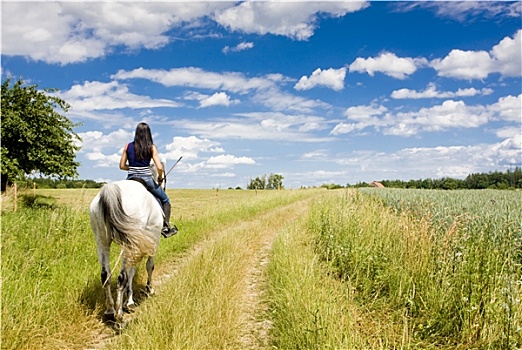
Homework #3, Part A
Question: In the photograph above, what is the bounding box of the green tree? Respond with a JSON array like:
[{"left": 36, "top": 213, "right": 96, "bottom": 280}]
[
  {"left": 267, "top": 173, "right": 284, "bottom": 190},
  {"left": 247, "top": 175, "right": 267, "bottom": 190},
  {"left": 248, "top": 173, "right": 285, "bottom": 190},
  {"left": 1, "top": 78, "right": 81, "bottom": 188}
]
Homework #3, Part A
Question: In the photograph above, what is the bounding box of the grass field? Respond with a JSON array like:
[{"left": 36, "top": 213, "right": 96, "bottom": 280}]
[{"left": 1, "top": 187, "right": 520, "bottom": 349}]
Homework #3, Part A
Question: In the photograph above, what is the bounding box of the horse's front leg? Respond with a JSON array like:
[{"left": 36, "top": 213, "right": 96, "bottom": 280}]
[{"left": 145, "top": 256, "right": 155, "bottom": 295}]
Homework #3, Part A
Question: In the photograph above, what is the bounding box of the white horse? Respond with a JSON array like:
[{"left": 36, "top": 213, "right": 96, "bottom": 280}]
[{"left": 89, "top": 179, "right": 163, "bottom": 324}]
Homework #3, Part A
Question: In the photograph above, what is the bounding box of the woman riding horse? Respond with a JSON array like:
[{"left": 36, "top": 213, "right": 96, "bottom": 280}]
[{"left": 119, "top": 122, "right": 178, "bottom": 238}]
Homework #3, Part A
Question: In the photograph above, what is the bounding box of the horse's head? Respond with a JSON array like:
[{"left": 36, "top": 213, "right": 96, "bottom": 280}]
[{"left": 149, "top": 161, "right": 166, "bottom": 186}]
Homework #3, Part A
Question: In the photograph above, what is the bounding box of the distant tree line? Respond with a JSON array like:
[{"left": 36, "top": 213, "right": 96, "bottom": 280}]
[
  {"left": 15, "top": 177, "right": 105, "bottom": 189},
  {"left": 247, "top": 173, "right": 284, "bottom": 190},
  {"left": 321, "top": 167, "right": 522, "bottom": 190}
]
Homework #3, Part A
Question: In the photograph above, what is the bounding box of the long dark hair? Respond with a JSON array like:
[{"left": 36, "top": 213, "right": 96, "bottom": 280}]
[{"left": 133, "top": 122, "right": 154, "bottom": 160}]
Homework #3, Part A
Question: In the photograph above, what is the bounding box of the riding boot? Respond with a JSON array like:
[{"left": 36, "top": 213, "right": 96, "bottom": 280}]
[{"left": 161, "top": 202, "right": 178, "bottom": 238}]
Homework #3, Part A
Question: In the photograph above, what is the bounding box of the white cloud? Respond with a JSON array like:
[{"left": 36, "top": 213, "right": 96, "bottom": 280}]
[
  {"left": 334, "top": 139, "right": 521, "bottom": 182},
  {"left": 391, "top": 83, "right": 493, "bottom": 99},
  {"left": 345, "top": 104, "right": 388, "bottom": 120},
  {"left": 349, "top": 52, "right": 427, "bottom": 79},
  {"left": 394, "top": 2, "right": 522, "bottom": 22},
  {"left": 493, "top": 127, "right": 521, "bottom": 157},
  {"left": 3, "top": 2, "right": 368, "bottom": 64},
  {"left": 431, "top": 30, "right": 521, "bottom": 80},
  {"left": 252, "top": 87, "right": 331, "bottom": 113},
  {"left": 59, "top": 81, "right": 181, "bottom": 111},
  {"left": 387, "top": 100, "right": 489, "bottom": 136},
  {"left": 331, "top": 104, "right": 388, "bottom": 135},
  {"left": 2, "top": 3, "right": 105, "bottom": 64},
  {"left": 301, "top": 149, "right": 329, "bottom": 159},
  {"left": 431, "top": 49, "right": 494, "bottom": 80},
  {"left": 330, "top": 123, "right": 360, "bottom": 136},
  {"left": 330, "top": 96, "right": 518, "bottom": 137},
  {"left": 213, "top": 1, "right": 368, "bottom": 40},
  {"left": 184, "top": 90, "right": 240, "bottom": 108},
  {"left": 294, "top": 67, "right": 347, "bottom": 91},
  {"left": 487, "top": 94, "right": 522, "bottom": 123},
  {"left": 349, "top": 31, "right": 521, "bottom": 81},
  {"left": 2, "top": 2, "right": 231, "bottom": 64},
  {"left": 78, "top": 129, "right": 132, "bottom": 154},
  {"left": 85, "top": 152, "right": 121, "bottom": 168},
  {"left": 205, "top": 154, "right": 256, "bottom": 169},
  {"left": 199, "top": 92, "right": 239, "bottom": 108},
  {"left": 211, "top": 172, "right": 236, "bottom": 178},
  {"left": 242, "top": 112, "right": 331, "bottom": 135},
  {"left": 222, "top": 41, "right": 254, "bottom": 54},
  {"left": 113, "top": 67, "right": 275, "bottom": 94},
  {"left": 171, "top": 112, "right": 333, "bottom": 142},
  {"left": 165, "top": 136, "right": 223, "bottom": 161},
  {"left": 490, "top": 30, "right": 522, "bottom": 77},
  {"left": 113, "top": 67, "right": 330, "bottom": 113},
  {"left": 76, "top": 129, "right": 134, "bottom": 168}
]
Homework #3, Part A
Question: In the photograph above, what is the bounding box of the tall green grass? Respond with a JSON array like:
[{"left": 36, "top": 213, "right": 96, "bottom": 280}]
[
  {"left": 267, "top": 212, "right": 357, "bottom": 349},
  {"left": 1, "top": 188, "right": 323, "bottom": 349},
  {"left": 6, "top": 187, "right": 517, "bottom": 349},
  {"left": 1, "top": 206, "right": 102, "bottom": 349},
  {"left": 311, "top": 189, "right": 522, "bottom": 348}
]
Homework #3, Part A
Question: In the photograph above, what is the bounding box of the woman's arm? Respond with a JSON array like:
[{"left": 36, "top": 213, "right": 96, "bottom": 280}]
[
  {"left": 119, "top": 144, "right": 129, "bottom": 171},
  {"left": 151, "top": 145, "right": 164, "bottom": 183}
]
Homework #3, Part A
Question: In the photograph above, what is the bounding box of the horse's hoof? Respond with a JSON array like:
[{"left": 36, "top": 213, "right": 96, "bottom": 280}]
[
  {"left": 146, "top": 286, "right": 155, "bottom": 295},
  {"left": 123, "top": 305, "right": 136, "bottom": 314},
  {"left": 103, "top": 312, "right": 116, "bottom": 323},
  {"left": 112, "top": 319, "right": 127, "bottom": 332}
]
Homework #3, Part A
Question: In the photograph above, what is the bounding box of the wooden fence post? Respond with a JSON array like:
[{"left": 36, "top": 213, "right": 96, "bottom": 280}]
[{"left": 13, "top": 182, "right": 17, "bottom": 212}]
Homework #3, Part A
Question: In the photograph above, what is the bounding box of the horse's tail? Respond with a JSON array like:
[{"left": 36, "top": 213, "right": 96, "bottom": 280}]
[{"left": 98, "top": 183, "right": 156, "bottom": 264}]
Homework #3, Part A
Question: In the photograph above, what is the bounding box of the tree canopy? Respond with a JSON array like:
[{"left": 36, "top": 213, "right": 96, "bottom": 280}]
[
  {"left": 247, "top": 173, "right": 284, "bottom": 190},
  {"left": 1, "top": 78, "right": 81, "bottom": 183}
]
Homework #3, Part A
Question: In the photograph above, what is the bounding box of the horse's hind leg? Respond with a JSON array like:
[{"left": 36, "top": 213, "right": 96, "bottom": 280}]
[
  {"left": 115, "top": 263, "right": 131, "bottom": 323},
  {"left": 97, "top": 245, "right": 115, "bottom": 319},
  {"left": 125, "top": 266, "right": 136, "bottom": 310},
  {"left": 145, "top": 256, "right": 155, "bottom": 295}
]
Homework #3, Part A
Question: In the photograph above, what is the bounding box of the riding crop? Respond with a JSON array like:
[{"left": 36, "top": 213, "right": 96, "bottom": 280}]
[{"left": 162, "top": 156, "right": 182, "bottom": 190}]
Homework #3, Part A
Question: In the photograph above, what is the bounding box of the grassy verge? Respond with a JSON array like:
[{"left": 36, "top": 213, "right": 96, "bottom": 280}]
[
  {"left": 1, "top": 206, "right": 101, "bottom": 349},
  {"left": 267, "top": 198, "right": 356, "bottom": 349}
]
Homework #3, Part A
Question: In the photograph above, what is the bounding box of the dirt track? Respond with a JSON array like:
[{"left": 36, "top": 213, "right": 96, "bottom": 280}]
[{"left": 86, "top": 195, "right": 315, "bottom": 349}]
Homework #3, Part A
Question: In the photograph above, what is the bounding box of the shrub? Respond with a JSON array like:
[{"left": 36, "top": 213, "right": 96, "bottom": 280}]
[{"left": 20, "top": 194, "right": 57, "bottom": 209}]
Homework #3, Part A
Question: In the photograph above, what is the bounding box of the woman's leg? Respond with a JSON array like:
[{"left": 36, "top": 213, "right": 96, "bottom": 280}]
[
  {"left": 146, "top": 178, "right": 169, "bottom": 203},
  {"left": 145, "top": 178, "right": 178, "bottom": 237}
]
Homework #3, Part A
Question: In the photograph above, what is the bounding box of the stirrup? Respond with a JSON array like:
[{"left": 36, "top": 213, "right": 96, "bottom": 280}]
[{"left": 161, "top": 224, "right": 178, "bottom": 238}]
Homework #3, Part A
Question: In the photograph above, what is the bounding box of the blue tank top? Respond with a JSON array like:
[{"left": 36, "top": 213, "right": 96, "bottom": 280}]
[{"left": 126, "top": 142, "right": 152, "bottom": 176}]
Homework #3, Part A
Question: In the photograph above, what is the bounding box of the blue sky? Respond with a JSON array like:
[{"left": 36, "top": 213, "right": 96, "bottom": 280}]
[{"left": 2, "top": 1, "right": 521, "bottom": 189}]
